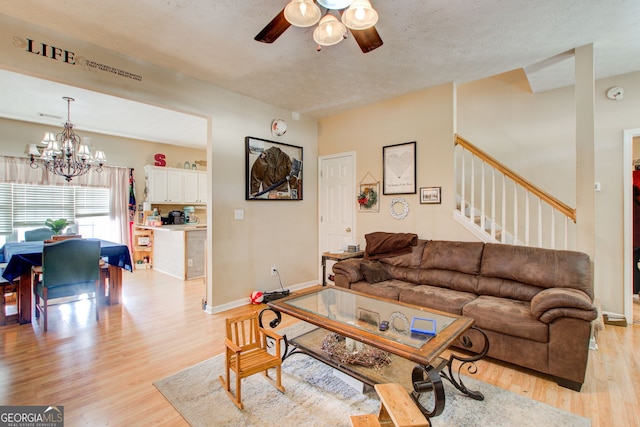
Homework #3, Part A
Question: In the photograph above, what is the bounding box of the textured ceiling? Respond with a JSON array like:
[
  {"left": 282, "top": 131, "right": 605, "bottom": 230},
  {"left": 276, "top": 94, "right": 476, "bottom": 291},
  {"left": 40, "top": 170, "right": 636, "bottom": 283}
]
[{"left": 1, "top": 0, "right": 640, "bottom": 145}]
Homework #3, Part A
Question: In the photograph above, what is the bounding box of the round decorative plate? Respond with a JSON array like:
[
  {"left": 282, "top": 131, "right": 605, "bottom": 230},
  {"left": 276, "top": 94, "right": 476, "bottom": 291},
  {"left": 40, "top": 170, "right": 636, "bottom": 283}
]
[
  {"left": 389, "top": 197, "right": 409, "bottom": 220},
  {"left": 271, "top": 118, "right": 287, "bottom": 136},
  {"left": 388, "top": 311, "right": 409, "bottom": 334}
]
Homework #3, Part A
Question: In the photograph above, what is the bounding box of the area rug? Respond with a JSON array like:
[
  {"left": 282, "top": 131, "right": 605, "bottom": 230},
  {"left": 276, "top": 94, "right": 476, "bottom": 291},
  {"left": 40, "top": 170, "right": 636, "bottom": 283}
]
[{"left": 154, "top": 325, "right": 590, "bottom": 427}]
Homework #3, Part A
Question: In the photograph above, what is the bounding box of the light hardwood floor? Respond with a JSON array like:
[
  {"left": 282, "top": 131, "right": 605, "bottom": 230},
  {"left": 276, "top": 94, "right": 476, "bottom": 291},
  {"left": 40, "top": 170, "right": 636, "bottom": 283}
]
[{"left": 1, "top": 269, "right": 638, "bottom": 426}]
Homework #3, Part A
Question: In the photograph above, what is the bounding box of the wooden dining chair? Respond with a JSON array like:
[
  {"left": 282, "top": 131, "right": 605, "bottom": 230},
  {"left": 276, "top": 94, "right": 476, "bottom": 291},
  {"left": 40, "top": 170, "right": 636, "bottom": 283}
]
[
  {"left": 32, "top": 239, "right": 101, "bottom": 332},
  {"left": 0, "top": 264, "right": 19, "bottom": 325},
  {"left": 218, "top": 312, "right": 285, "bottom": 409}
]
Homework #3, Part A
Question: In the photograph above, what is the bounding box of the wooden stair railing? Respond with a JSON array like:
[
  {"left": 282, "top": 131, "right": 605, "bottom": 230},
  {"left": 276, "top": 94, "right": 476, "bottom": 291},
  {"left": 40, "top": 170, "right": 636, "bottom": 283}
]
[{"left": 454, "top": 134, "right": 576, "bottom": 250}]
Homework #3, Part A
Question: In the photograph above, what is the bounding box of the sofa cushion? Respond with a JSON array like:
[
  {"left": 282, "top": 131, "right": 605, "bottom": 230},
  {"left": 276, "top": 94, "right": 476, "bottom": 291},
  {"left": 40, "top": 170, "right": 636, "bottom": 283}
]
[
  {"left": 462, "top": 295, "right": 548, "bottom": 343},
  {"left": 351, "top": 279, "right": 415, "bottom": 301},
  {"left": 379, "top": 240, "right": 427, "bottom": 268},
  {"left": 416, "top": 269, "right": 478, "bottom": 294},
  {"left": 420, "top": 241, "right": 485, "bottom": 274},
  {"left": 477, "top": 276, "right": 542, "bottom": 302},
  {"left": 399, "top": 285, "right": 478, "bottom": 315},
  {"left": 361, "top": 261, "right": 392, "bottom": 284},
  {"left": 480, "top": 244, "right": 593, "bottom": 298}
]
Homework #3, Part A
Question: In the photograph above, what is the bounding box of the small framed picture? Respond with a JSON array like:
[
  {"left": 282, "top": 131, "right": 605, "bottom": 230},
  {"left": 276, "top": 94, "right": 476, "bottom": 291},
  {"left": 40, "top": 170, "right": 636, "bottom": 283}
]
[
  {"left": 420, "top": 186, "right": 441, "bottom": 204},
  {"left": 357, "top": 308, "right": 380, "bottom": 327}
]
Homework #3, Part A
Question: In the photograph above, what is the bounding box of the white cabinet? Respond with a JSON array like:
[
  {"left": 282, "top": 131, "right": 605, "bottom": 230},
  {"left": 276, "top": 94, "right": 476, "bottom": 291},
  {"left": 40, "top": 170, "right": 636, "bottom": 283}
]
[
  {"left": 183, "top": 171, "right": 207, "bottom": 204},
  {"left": 166, "top": 169, "right": 183, "bottom": 202},
  {"left": 197, "top": 172, "right": 207, "bottom": 203},
  {"left": 146, "top": 166, "right": 168, "bottom": 203},
  {"left": 145, "top": 165, "right": 206, "bottom": 204},
  {"left": 182, "top": 170, "right": 207, "bottom": 204}
]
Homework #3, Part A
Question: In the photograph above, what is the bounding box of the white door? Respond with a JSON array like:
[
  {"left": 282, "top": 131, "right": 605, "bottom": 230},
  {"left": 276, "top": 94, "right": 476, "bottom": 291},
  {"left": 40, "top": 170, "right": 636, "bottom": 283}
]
[{"left": 319, "top": 152, "right": 356, "bottom": 282}]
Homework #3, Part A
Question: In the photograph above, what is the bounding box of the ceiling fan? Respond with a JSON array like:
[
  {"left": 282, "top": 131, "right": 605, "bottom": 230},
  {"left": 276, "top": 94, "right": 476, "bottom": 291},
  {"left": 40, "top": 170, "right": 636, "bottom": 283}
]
[{"left": 255, "top": 0, "right": 383, "bottom": 53}]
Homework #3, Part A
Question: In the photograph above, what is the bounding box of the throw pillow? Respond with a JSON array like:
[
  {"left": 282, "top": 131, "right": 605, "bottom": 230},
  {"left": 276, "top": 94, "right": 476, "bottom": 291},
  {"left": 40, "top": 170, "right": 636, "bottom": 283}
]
[{"left": 361, "top": 261, "right": 392, "bottom": 284}]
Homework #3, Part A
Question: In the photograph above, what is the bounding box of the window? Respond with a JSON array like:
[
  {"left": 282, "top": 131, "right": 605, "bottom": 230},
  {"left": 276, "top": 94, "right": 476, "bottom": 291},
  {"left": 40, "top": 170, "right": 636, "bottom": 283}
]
[{"left": 0, "top": 183, "right": 110, "bottom": 244}]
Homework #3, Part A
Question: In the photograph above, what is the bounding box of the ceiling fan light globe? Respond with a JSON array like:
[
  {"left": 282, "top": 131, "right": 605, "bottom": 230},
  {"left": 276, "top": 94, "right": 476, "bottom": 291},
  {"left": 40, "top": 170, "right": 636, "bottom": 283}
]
[
  {"left": 317, "top": 0, "right": 353, "bottom": 10},
  {"left": 313, "top": 14, "right": 347, "bottom": 46},
  {"left": 284, "top": 0, "right": 321, "bottom": 27},
  {"left": 342, "top": 0, "right": 378, "bottom": 30}
]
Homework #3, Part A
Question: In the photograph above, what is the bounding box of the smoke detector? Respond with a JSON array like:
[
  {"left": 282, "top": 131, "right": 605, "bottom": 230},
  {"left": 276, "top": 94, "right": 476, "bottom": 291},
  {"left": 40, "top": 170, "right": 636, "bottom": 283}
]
[{"left": 606, "top": 86, "right": 624, "bottom": 100}]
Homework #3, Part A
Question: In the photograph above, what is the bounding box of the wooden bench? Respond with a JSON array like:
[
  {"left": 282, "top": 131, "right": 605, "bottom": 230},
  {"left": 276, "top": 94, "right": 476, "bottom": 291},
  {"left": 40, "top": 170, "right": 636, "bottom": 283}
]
[
  {"left": 351, "top": 383, "right": 430, "bottom": 427},
  {"left": 350, "top": 414, "right": 382, "bottom": 427}
]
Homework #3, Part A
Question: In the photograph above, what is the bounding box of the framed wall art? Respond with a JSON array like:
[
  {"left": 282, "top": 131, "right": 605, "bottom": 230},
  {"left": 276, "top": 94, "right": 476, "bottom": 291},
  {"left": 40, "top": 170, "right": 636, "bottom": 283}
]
[
  {"left": 245, "top": 136, "right": 303, "bottom": 200},
  {"left": 383, "top": 141, "right": 416, "bottom": 194},
  {"left": 420, "top": 186, "right": 441, "bottom": 204}
]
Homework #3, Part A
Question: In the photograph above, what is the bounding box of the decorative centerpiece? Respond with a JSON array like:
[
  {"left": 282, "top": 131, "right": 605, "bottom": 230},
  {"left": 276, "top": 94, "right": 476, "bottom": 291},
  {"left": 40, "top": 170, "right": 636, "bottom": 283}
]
[
  {"left": 321, "top": 333, "right": 391, "bottom": 370},
  {"left": 44, "top": 218, "right": 68, "bottom": 235}
]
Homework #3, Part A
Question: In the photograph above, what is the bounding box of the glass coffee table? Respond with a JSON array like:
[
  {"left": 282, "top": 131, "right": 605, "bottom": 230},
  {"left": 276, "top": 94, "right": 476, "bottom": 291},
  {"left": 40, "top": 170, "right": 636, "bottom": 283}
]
[{"left": 260, "top": 286, "right": 489, "bottom": 419}]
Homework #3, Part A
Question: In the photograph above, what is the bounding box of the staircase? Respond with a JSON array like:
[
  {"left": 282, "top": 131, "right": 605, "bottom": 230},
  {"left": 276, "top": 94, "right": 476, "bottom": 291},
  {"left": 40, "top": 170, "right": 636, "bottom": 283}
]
[{"left": 454, "top": 135, "right": 576, "bottom": 250}]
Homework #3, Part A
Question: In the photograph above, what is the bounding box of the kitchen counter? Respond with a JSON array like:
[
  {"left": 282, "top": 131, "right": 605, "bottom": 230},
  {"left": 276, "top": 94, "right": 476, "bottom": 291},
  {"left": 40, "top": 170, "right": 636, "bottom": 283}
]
[
  {"left": 134, "top": 224, "right": 207, "bottom": 280},
  {"left": 137, "top": 224, "right": 206, "bottom": 231}
]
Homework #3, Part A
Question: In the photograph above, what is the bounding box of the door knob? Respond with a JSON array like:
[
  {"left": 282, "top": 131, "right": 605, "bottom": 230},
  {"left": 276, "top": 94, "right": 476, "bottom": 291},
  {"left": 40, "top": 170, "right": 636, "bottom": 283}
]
[{"left": 346, "top": 227, "right": 351, "bottom": 232}]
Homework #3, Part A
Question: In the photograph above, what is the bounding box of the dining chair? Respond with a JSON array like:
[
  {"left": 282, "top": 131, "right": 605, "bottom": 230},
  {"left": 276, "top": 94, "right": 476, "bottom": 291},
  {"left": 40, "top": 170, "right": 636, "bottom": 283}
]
[
  {"left": 0, "top": 264, "right": 19, "bottom": 325},
  {"left": 33, "top": 239, "right": 101, "bottom": 332},
  {"left": 218, "top": 312, "right": 285, "bottom": 409},
  {"left": 24, "top": 228, "right": 54, "bottom": 241}
]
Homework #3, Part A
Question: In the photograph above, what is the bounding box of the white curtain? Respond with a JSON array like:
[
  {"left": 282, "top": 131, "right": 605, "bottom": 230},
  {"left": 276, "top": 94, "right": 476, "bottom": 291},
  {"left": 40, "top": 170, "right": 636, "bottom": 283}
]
[{"left": 0, "top": 156, "right": 131, "bottom": 244}]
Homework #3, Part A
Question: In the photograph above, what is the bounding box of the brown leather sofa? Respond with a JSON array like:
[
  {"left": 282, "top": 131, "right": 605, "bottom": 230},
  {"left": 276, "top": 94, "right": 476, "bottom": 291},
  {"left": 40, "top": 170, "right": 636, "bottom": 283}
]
[{"left": 332, "top": 238, "right": 598, "bottom": 391}]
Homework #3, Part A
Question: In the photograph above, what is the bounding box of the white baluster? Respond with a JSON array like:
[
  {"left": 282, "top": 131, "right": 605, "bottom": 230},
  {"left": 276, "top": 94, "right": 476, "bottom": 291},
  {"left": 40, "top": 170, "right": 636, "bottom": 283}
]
[
  {"left": 537, "top": 198, "right": 543, "bottom": 247},
  {"left": 501, "top": 174, "right": 506, "bottom": 243}
]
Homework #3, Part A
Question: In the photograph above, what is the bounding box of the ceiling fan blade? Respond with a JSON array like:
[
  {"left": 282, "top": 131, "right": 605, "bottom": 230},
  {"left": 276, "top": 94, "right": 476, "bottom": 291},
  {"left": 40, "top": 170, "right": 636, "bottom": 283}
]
[
  {"left": 350, "top": 26, "right": 383, "bottom": 53},
  {"left": 255, "top": 8, "right": 291, "bottom": 44}
]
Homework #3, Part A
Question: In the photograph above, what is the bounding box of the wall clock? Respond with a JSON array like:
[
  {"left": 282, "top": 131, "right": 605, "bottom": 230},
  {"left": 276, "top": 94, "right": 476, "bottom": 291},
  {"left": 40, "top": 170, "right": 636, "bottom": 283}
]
[{"left": 271, "top": 118, "right": 287, "bottom": 136}]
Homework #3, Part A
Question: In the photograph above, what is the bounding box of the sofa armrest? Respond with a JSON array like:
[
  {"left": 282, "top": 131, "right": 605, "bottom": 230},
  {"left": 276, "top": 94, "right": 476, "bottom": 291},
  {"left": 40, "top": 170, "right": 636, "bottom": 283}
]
[
  {"left": 332, "top": 258, "right": 364, "bottom": 286},
  {"left": 530, "top": 288, "right": 598, "bottom": 323}
]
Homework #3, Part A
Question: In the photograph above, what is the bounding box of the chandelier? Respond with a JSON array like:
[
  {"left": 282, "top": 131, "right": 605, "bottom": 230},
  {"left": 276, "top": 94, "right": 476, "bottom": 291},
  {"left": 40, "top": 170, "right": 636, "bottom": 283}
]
[
  {"left": 284, "top": 0, "right": 378, "bottom": 49},
  {"left": 26, "top": 96, "right": 106, "bottom": 182}
]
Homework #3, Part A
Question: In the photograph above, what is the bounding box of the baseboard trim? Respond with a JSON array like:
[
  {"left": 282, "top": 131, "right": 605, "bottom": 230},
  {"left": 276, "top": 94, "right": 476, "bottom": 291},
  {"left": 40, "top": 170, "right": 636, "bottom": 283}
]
[{"left": 208, "top": 280, "right": 318, "bottom": 314}]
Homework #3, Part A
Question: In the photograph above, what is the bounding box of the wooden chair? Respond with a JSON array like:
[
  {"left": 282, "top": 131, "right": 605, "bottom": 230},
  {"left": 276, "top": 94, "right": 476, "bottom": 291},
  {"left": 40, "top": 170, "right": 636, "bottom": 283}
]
[
  {"left": 218, "top": 312, "right": 285, "bottom": 409},
  {"left": 0, "top": 264, "right": 19, "bottom": 326},
  {"left": 32, "top": 239, "right": 101, "bottom": 332}
]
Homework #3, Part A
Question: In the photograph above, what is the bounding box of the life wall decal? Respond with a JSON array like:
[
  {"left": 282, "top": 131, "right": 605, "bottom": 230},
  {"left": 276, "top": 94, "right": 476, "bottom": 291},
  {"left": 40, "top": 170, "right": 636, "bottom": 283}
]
[{"left": 13, "top": 35, "right": 143, "bottom": 82}]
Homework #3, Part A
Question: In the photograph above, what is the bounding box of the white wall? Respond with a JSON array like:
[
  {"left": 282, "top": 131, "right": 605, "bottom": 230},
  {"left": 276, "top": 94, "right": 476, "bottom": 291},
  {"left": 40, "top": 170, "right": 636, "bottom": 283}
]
[
  {"left": 0, "top": 14, "right": 319, "bottom": 309},
  {"left": 319, "top": 83, "right": 476, "bottom": 246},
  {"left": 319, "top": 67, "right": 640, "bottom": 316},
  {"left": 458, "top": 69, "right": 640, "bottom": 315}
]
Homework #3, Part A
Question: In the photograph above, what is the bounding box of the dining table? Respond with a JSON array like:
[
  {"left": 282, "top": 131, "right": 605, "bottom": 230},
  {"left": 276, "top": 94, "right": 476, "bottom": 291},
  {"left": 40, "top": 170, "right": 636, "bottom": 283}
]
[{"left": 0, "top": 238, "right": 133, "bottom": 324}]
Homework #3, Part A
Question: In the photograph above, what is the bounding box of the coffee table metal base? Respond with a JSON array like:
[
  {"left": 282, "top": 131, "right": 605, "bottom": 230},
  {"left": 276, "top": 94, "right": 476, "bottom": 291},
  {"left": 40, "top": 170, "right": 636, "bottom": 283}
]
[{"left": 259, "top": 308, "right": 489, "bottom": 420}]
